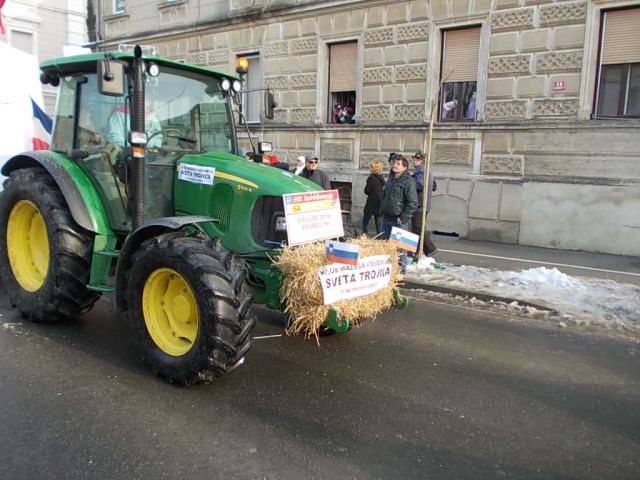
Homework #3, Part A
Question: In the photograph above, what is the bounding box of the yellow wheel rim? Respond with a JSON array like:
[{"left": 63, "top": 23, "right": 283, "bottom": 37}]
[
  {"left": 6, "top": 200, "right": 50, "bottom": 292},
  {"left": 142, "top": 268, "right": 199, "bottom": 356}
]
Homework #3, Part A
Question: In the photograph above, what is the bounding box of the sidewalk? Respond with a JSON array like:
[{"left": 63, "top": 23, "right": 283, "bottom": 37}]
[{"left": 402, "top": 235, "right": 640, "bottom": 307}]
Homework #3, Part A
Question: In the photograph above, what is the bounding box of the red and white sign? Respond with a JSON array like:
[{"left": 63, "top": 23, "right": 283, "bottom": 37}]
[
  {"left": 553, "top": 80, "right": 566, "bottom": 90},
  {"left": 283, "top": 190, "right": 344, "bottom": 246}
]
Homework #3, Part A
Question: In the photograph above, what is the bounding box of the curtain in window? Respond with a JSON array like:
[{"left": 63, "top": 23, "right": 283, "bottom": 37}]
[
  {"left": 329, "top": 42, "right": 357, "bottom": 92},
  {"left": 442, "top": 27, "right": 481, "bottom": 82},
  {"left": 602, "top": 8, "right": 640, "bottom": 65}
]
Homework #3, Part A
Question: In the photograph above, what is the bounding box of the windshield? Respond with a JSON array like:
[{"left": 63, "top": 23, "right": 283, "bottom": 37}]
[{"left": 145, "top": 66, "right": 236, "bottom": 154}]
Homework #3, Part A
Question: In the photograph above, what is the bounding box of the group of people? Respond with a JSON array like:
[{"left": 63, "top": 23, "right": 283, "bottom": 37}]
[
  {"left": 363, "top": 151, "right": 437, "bottom": 276},
  {"left": 332, "top": 103, "right": 355, "bottom": 124},
  {"left": 242, "top": 148, "right": 437, "bottom": 276},
  {"left": 243, "top": 151, "right": 332, "bottom": 190}
]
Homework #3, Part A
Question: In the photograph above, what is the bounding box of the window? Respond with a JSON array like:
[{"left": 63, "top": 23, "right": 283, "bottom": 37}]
[
  {"left": 440, "top": 27, "right": 480, "bottom": 122},
  {"left": 11, "top": 31, "right": 34, "bottom": 54},
  {"left": 113, "top": 0, "right": 124, "bottom": 14},
  {"left": 239, "top": 54, "right": 261, "bottom": 123},
  {"left": 328, "top": 42, "right": 357, "bottom": 124},
  {"left": 595, "top": 8, "right": 640, "bottom": 118}
]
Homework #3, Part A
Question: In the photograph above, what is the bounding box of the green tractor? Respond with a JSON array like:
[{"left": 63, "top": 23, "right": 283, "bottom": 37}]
[{"left": 0, "top": 47, "right": 400, "bottom": 385}]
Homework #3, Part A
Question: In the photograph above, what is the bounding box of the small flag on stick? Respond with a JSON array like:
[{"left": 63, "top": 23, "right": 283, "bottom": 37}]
[
  {"left": 325, "top": 240, "right": 359, "bottom": 265},
  {"left": 389, "top": 226, "right": 419, "bottom": 253}
]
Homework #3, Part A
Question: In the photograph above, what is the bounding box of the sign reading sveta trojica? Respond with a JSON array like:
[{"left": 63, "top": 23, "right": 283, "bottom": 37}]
[{"left": 317, "top": 255, "right": 392, "bottom": 305}]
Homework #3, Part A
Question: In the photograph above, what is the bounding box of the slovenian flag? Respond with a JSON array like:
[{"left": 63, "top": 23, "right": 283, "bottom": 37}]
[
  {"left": 326, "top": 240, "right": 359, "bottom": 265},
  {"left": 31, "top": 97, "right": 52, "bottom": 150},
  {"left": 389, "top": 226, "right": 419, "bottom": 253}
]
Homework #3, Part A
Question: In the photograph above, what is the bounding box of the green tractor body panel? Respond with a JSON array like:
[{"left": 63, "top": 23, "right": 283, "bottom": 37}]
[
  {"left": 2, "top": 150, "right": 113, "bottom": 236},
  {"left": 174, "top": 151, "right": 322, "bottom": 254}
]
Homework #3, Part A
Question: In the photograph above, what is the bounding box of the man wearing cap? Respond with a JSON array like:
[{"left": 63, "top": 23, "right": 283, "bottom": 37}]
[
  {"left": 411, "top": 151, "right": 437, "bottom": 256},
  {"left": 387, "top": 152, "right": 398, "bottom": 179},
  {"left": 300, "top": 156, "right": 331, "bottom": 190},
  {"left": 380, "top": 155, "right": 418, "bottom": 276}
]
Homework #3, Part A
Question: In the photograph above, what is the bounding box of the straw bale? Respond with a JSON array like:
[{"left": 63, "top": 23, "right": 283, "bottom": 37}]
[{"left": 274, "top": 236, "right": 401, "bottom": 341}]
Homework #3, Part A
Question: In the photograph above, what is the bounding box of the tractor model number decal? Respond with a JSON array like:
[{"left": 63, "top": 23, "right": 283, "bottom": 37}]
[
  {"left": 178, "top": 163, "right": 216, "bottom": 185},
  {"left": 236, "top": 184, "right": 253, "bottom": 193}
]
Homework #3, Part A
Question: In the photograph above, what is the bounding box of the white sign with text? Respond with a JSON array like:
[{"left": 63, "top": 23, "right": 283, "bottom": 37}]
[
  {"left": 317, "top": 255, "right": 392, "bottom": 305},
  {"left": 178, "top": 163, "right": 216, "bottom": 185},
  {"left": 283, "top": 190, "right": 344, "bottom": 246}
]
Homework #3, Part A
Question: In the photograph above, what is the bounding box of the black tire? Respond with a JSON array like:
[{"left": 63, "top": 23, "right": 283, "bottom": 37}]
[
  {"left": 0, "top": 168, "right": 100, "bottom": 322},
  {"left": 126, "top": 233, "right": 256, "bottom": 385}
]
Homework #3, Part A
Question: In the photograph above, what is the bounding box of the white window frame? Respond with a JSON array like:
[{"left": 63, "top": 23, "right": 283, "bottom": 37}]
[
  {"left": 427, "top": 16, "right": 489, "bottom": 123},
  {"left": 239, "top": 53, "right": 261, "bottom": 124},
  {"left": 580, "top": 0, "right": 639, "bottom": 120},
  {"left": 113, "top": 0, "right": 125, "bottom": 14},
  {"left": 318, "top": 36, "right": 361, "bottom": 127}
]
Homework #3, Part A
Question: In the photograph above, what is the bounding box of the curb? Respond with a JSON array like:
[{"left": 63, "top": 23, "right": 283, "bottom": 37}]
[{"left": 400, "top": 280, "right": 556, "bottom": 313}]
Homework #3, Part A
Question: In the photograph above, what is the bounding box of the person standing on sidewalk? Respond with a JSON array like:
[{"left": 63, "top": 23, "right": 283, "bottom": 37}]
[
  {"left": 301, "top": 155, "right": 332, "bottom": 189},
  {"left": 411, "top": 151, "right": 438, "bottom": 256},
  {"left": 380, "top": 155, "right": 418, "bottom": 276},
  {"left": 362, "top": 160, "right": 385, "bottom": 235},
  {"left": 293, "top": 156, "right": 305, "bottom": 175}
]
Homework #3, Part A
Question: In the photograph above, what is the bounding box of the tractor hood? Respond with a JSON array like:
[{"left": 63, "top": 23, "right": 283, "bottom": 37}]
[
  {"left": 176, "top": 151, "right": 323, "bottom": 196},
  {"left": 173, "top": 151, "right": 327, "bottom": 254}
]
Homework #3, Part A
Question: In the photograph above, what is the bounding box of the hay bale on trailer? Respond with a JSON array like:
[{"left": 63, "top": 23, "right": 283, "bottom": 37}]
[{"left": 274, "top": 236, "right": 402, "bottom": 341}]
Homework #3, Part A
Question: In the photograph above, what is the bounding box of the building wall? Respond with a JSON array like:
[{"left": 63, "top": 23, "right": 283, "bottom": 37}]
[
  {"left": 98, "top": 0, "right": 640, "bottom": 255},
  {"left": 1, "top": 0, "right": 88, "bottom": 113}
]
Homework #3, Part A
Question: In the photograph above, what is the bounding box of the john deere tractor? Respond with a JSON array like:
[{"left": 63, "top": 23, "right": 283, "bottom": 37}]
[{"left": 0, "top": 46, "right": 334, "bottom": 385}]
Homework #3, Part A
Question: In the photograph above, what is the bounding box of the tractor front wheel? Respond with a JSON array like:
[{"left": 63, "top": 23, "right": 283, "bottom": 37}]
[
  {"left": 0, "top": 168, "right": 100, "bottom": 322},
  {"left": 126, "top": 234, "right": 256, "bottom": 385}
]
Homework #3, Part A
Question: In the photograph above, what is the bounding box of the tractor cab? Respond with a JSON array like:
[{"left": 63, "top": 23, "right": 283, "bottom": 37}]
[{"left": 42, "top": 50, "right": 240, "bottom": 232}]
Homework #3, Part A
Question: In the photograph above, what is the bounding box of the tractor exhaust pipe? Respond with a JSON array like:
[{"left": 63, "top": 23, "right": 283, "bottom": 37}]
[{"left": 131, "top": 45, "right": 146, "bottom": 229}]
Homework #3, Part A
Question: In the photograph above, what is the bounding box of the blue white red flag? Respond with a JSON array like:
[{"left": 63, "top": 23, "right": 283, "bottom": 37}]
[
  {"left": 389, "top": 226, "right": 419, "bottom": 253},
  {"left": 31, "top": 97, "right": 52, "bottom": 150},
  {"left": 326, "top": 240, "right": 359, "bottom": 265}
]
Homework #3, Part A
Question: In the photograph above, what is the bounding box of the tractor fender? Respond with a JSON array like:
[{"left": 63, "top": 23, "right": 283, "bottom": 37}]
[
  {"left": 115, "top": 216, "right": 218, "bottom": 312},
  {"left": 1, "top": 151, "right": 112, "bottom": 235}
]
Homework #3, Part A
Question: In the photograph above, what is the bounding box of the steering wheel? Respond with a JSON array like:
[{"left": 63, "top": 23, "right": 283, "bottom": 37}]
[{"left": 148, "top": 128, "right": 196, "bottom": 146}]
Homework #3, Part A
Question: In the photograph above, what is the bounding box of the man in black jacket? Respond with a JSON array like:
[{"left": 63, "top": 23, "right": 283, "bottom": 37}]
[
  {"left": 380, "top": 155, "right": 418, "bottom": 276},
  {"left": 301, "top": 156, "right": 331, "bottom": 190}
]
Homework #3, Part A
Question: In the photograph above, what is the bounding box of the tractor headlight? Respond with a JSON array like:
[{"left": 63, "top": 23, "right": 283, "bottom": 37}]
[
  {"left": 220, "top": 78, "right": 231, "bottom": 91},
  {"left": 232, "top": 80, "right": 242, "bottom": 92},
  {"left": 259, "top": 141, "right": 272, "bottom": 153},
  {"left": 146, "top": 62, "right": 160, "bottom": 77},
  {"left": 275, "top": 215, "right": 287, "bottom": 232},
  {"left": 129, "top": 131, "right": 147, "bottom": 145}
]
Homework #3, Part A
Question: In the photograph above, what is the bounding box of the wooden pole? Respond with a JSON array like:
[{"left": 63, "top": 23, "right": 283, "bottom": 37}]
[{"left": 417, "top": 89, "right": 440, "bottom": 261}]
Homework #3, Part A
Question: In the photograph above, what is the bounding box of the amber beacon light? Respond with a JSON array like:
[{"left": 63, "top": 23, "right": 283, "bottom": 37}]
[{"left": 235, "top": 57, "right": 249, "bottom": 75}]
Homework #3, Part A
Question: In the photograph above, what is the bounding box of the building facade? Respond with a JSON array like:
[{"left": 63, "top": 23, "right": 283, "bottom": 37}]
[
  {"left": 1, "top": 0, "right": 89, "bottom": 112},
  {"left": 95, "top": 0, "right": 640, "bottom": 255}
]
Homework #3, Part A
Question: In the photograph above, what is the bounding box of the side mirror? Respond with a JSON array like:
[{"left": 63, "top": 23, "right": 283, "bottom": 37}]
[
  {"left": 98, "top": 60, "right": 125, "bottom": 97},
  {"left": 264, "top": 89, "right": 276, "bottom": 120}
]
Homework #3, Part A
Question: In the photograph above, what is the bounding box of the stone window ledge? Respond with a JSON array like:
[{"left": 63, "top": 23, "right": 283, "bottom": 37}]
[
  {"left": 158, "top": 0, "right": 186, "bottom": 10},
  {"left": 104, "top": 13, "right": 129, "bottom": 21}
]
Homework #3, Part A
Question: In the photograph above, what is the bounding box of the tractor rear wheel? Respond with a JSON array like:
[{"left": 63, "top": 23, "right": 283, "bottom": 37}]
[
  {"left": 0, "top": 168, "right": 100, "bottom": 322},
  {"left": 126, "top": 234, "right": 256, "bottom": 385}
]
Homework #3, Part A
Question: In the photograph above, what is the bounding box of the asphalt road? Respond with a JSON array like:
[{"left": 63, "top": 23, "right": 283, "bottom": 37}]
[{"left": 1, "top": 291, "right": 639, "bottom": 480}]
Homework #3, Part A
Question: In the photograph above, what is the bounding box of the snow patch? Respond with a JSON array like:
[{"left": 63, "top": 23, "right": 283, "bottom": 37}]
[{"left": 406, "top": 263, "right": 640, "bottom": 329}]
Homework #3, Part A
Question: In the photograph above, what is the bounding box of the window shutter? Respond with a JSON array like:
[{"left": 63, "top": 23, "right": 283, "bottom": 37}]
[
  {"left": 442, "top": 27, "right": 481, "bottom": 82},
  {"left": 602, "top": 8, "right": 640, "bottom": 65},
  {"left": 330, "top": 42, "right": 357, "bottom": 92}
]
